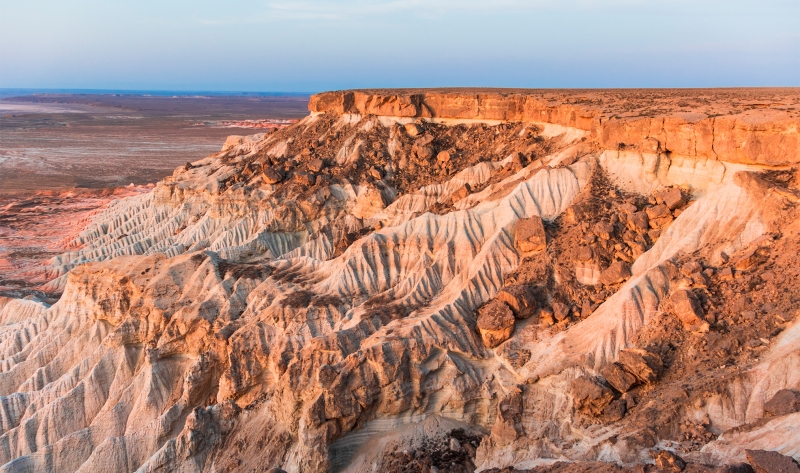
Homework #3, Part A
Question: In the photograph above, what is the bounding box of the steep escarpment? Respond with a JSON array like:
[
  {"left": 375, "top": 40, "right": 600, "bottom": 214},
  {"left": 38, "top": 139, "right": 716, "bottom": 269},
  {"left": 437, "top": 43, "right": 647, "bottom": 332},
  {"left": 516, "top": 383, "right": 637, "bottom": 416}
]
[{"left": 1, "top": 89, "right": 799, "bottom": 473}]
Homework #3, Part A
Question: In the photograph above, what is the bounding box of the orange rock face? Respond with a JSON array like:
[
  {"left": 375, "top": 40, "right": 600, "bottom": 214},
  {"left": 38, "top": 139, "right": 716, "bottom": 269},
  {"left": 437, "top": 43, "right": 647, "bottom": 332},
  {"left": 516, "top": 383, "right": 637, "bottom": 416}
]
[{"left": 310, "top": 88, "right": 800, "bottom": 166}]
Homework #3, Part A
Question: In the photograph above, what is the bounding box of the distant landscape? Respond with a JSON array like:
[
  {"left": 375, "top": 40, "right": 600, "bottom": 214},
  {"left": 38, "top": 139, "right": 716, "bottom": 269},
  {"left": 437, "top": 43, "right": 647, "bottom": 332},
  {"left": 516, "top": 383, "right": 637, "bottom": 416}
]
[
  {"left": 0, "top": 91, "right": 310, "bottom": 194},
  {"left": 0, "top": 91, "right": 310, "bottom": 297}
]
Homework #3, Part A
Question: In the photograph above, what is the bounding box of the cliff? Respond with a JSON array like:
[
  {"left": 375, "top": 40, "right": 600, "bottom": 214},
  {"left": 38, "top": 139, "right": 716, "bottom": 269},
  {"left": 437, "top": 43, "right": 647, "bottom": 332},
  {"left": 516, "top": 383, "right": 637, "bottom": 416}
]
[
  {"left": 310, "top": 88, "right": 800, "bottom": 166},
  {"left": 0, "top": 89, "right": 799, "bottom": 473}
]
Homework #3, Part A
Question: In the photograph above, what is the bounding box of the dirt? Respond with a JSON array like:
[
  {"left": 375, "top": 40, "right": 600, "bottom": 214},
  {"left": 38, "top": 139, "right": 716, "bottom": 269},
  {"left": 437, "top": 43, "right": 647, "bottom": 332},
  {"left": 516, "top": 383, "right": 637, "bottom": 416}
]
[{"left": 381, "top": 428, "right": 485, "bottom": 473}]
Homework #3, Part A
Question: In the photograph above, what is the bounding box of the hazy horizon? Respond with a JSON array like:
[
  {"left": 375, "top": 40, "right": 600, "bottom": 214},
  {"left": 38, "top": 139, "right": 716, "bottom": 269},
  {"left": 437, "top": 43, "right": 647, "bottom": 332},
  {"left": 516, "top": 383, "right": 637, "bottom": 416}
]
[{"left": 1, "top": 1, "right": 798, "bottom": 92}]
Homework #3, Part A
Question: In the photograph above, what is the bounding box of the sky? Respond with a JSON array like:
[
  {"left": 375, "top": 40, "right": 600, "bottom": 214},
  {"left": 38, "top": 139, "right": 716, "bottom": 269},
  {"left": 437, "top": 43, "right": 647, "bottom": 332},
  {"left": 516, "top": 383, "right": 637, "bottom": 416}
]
[{"left": 0, "top": 0, "right": 798, "bottom": 93}]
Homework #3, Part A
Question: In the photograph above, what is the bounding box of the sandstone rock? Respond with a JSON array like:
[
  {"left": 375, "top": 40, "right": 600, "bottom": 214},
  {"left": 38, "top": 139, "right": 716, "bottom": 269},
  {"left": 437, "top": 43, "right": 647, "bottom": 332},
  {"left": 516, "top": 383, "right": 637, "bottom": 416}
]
[
  {"left": 404, "top": 122, "right": 423, "bottom": 137},
  {"left": 600, "top": 362, "right": 637, "bottom": 393},
  {"left": 594, "top": 221, "right": 615, "bottom": 240},
  {"left": 655, "top": 187, "right": 685, "bottom": 210},
  {"left": 670, "top": 289, "right": 707, "bottom": 330},
  {"left": 600, "top": 260, "right": 631, "bottom": 286},
  {"left": 646, "top": 204, "right": 671, "bottom": 220},
  {"left": 476, "top": 300, "right": 515, "bottom": 348},
  {"left": 650, "top": 214, "right": 675, "bottom": 229},
  {"left": 619, "top": 202, "right": 638, "bottom": 214},
  {"left": 574, "top": 246, "right": 593, "bottom": 262},
  {"left": 764, "top": 389, "right": 800, "bottom": 417},
  {"left": 436, "top": 150, "right": 451, "bottom": 163},
  {"left": 369, "top": 166, "right": 384, "bottom": 180},
  {"left": 412, "top": 143, "right": 434, "bottom": 161},
  {"left": 308, "top": 158, "right": 325, "bottom": 173},
  {"left": 617, "top": 348, "right": 663, "bottom": 384},
  {"left": 262, "top": 167, "right": 284, "bottom": 185},
  {"left": 627, "top": 211, "right": 650, "bottom": 234},
  {"left": 353, "top": 184, "right": 389, "bottom": 219},
  {"left": 515, "top": 216, "right": 547, "bottom": 254},
  {"left": 603, "top": 399, "right": 627, "bottom": 422},
  {"left": 294, "top": 172, "right": 315, "bottom": 186},
  {"left": 507, "top": 152, "right": 525, "bottom": 173},
  {"left": 552, "top": 301, "right": 570, "bottom": 321},
  {"left": 311, "top": 89, "right": 800, "bottom": 166},
  {"left": 496, "top": 285, "right": 539, "bottom": 319},
  {"left": 539, "top": 306, "right": 556, "bottom": 326},
  {"left": 572, "top": 376, "right": 615, "bottom": 416},
  {"left": 681, "top": 261, "right": 703, "bottom": 276},
  {"left": 745, "top": 449, "right": 800, "bottom": 473},
  {"left": 451, "top": 183, "right": 471, "bottom": 203},
  {"left": 10, "top": 89, "right": 800, "bottom": 473},
  {"left": 651, "top": 449, "right": 687, "bottom": 472}
]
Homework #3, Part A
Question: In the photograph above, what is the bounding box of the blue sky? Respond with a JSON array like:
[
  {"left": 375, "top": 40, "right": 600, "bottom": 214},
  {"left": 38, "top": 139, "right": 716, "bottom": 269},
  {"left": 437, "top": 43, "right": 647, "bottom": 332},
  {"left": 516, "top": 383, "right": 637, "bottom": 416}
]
[{"left": 1, "top": 0, "right": 798, "bottom": 92}]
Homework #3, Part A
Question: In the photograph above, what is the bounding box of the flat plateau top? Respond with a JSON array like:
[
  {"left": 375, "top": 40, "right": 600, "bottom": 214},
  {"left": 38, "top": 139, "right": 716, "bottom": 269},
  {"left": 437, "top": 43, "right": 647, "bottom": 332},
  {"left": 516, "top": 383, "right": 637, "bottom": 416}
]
[{"left": 322, "top": 87, "right": 800, "bottom": 120}]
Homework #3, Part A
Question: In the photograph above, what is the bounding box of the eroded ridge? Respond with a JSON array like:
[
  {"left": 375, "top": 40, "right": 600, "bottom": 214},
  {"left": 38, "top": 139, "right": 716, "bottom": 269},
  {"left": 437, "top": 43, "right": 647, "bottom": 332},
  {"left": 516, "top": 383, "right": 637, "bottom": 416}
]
[{"left": 1, "top": 89, "right": 799, "bottom": 473}]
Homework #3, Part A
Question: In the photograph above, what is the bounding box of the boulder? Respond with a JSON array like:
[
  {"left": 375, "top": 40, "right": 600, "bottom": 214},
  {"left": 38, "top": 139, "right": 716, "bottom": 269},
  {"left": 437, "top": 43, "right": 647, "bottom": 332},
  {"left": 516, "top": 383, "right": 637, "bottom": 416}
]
[
  {"left": 655, "top": 187, "right": 685, "bottom": 210},
  {"left": 764, "top": 389, "right": 800, "bottom": 417},
  {"left": 646, "top": 204, "right": 671, "bottom": 220},
  {"left": 515, "top": 216, "right": 547, "bottom": 254},
  {"left": 600, "top": 362, "right": 637, "bottom": 393},
  {"left": 572, "top": 376, "right": 615, "bottom": 416},
  {"left": 650, "top": 214, "right": 675, "bottom": 229},
  {"left": 412, "top": 143, "right": 434, "bottom": 161},
  {"left": 451, "top": 183, "right": 471, "bottom": 203},
  {"left": 368, "top": 166, "right": 384, "bottom": 180},
  {"left": 627, "top": 210, "right": 650, "bottom": 234},
  {"left": 476, "top": 300, "right": 515, "bottom": 348},
  {"left": 552, "top": 301, "right": 570, "bottom": 321},
  {"left": 619, "top": 202, "right": 638, "bottom": 214},
  {"left": 600, "top": 260, "right": 631, "bottom": 286},
  {"left": 593, "top": 221, "right": 615, "bottom": 240},
  {"left": 681, "top": 261, "right": 703, "bottom": 276},
  {"left": 538, "top": 307, "right": 556, "bottom": 326},
  {"left": 496, "top": 285, "right": 539, "bottom": 319},
  {"left": 745, "top": 449, "right": 800, "bottom": 473},
  {"left": 574, "top": 246, "right": 593, "bottom": 262},
  {"left": 651, "top": 449, "right": 686, "bottom": 472},
  {"left": 353, "top": 185, "right": 389, "bottom": 219},
  {"left": 604, "top": 399, "right": 627, "bottom": 422},
  {"left": 617, "top": 348, "right": 663, "bottom": 384},
  {"left": 294, "top": 172, "right": 315, "bottom": 186},
  {"left": 262, "top": 167, "right": 284, "bottom": 185},
  {"left": 670, "top": 289, "right": 707, "bottom": 330},
  {"left": 307, "top": 158, "right": 325, "bottom": 173},
  {"left": 404, "top": 122, "right": 423, "bottom": 137}
]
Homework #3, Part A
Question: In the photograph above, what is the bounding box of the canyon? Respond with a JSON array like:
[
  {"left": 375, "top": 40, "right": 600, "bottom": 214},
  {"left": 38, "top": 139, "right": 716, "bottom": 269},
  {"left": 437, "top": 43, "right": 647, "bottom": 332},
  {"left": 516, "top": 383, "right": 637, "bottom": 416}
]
[{"left": 0, "top": 88, "right": 799, "bottom": 472}]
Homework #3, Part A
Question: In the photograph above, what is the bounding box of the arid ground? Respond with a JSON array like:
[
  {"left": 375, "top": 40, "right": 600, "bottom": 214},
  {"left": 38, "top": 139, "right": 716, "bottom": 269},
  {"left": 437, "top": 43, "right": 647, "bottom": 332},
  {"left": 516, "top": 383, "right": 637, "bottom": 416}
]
[{"left": 0, "top": 93, "right": 309, "bottom": 296}]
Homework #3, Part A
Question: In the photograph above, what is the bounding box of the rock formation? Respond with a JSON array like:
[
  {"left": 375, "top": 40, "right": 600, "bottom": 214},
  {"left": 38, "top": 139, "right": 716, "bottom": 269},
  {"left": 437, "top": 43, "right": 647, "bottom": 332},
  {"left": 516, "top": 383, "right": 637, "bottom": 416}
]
[{"left": 1, "top": 88, "right": 799, "bottom": 472}]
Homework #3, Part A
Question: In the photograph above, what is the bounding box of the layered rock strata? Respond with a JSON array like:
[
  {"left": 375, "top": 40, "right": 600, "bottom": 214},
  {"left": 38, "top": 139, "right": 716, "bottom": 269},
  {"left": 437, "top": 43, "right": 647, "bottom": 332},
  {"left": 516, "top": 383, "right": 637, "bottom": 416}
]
[{"left": 0, "top": 89, "right": 799, "bottom": 473}]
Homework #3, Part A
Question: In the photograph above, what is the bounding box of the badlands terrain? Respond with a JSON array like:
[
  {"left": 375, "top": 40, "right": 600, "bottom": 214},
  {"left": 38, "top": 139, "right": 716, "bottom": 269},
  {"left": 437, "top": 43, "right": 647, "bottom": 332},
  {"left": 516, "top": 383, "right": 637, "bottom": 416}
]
[
  {"left": 0, "top": 93, "right": 308, "bottom": 296},
  {"left": 0, "top": 88, "right": 799, "bottom": 472}
]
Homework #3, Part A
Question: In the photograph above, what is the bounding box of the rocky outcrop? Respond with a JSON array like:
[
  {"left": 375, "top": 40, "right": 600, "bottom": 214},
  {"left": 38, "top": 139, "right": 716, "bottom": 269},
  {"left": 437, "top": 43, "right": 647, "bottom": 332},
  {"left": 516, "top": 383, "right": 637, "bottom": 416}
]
[
  {"left": 309, "top": 89, "right": 800, "bottom": 166},
  {"left": 1, "top": 89, "right": 799, "bottom": 472}
]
